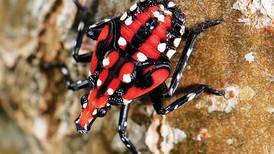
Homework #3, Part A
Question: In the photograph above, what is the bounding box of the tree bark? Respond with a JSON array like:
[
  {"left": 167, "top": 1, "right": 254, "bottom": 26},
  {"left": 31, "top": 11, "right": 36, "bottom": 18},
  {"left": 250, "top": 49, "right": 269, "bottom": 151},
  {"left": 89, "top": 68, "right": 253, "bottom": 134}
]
[{"left": 0, "top": 0, "right": 273, "bottom": 154}]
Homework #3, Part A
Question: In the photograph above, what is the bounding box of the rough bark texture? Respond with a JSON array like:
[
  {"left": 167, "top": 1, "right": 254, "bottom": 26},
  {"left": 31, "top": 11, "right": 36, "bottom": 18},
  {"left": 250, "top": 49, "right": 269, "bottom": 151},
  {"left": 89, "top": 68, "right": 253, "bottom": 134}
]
[{"left": 0, "top": 0, "right": 273, "bottom": 154}]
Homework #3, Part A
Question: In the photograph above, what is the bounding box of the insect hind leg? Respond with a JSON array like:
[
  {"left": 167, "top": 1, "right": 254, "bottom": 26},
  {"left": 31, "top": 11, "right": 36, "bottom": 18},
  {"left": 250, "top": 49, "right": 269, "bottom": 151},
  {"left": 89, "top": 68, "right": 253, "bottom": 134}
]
[
  {"left": 150, "top": 84, "right": 225, "bottom": 115},
  {"left": 118, "top": 104, "right": 139, "bottom": 154},
  {"left": 73, "top": 5, "right": 119, "bottom": 62},
  {"left": 72, "top": 0, "right": 92, "bottom": 63},
  {"left": 149, "top": 19, "right": 225, "bottom": 114},
  {"left": 43, "top": 62, "right": 96, "bottom": 91},
  {"left": 162, "top": 19, "right": 224, "bottom": 97}
]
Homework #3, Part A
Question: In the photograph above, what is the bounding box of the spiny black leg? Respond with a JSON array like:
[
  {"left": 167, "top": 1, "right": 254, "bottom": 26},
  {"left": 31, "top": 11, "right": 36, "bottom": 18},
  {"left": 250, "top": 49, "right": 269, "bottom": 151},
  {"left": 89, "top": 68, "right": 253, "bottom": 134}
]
[
  {"left": 118, "top": 104, "right": 139, "bottom": 154},
  {"left": 86, "top": 16, "right": 120, "bottom": 40},
  {"left": 150, "top": 84, "right": 225, "bottom": 114},
  {"left": 43, "top": 63, "right": 97, "bottom": 91},
  {"left": 162, "top": 19, "right": 224, "bottom": 97},
  {"left": 72, "top": 0, "right": 92, "bottom": 63},
  {"left": 73, "top": 16, "right": 119, "bottom": 62},
  {"left": 73, "top": 0, "right": 88, "bottom": 11},
  {"left": 72, "top": 1, "right": 120, "bottom": 62}
]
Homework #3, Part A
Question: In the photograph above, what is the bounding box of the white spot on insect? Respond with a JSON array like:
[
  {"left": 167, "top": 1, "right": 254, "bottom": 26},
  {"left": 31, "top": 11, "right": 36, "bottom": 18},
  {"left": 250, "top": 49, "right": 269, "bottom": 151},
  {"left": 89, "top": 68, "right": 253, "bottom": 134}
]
[
  {"left": 183, "top": 62, "right": 188, "bottom": 70},
  {"left": 123, "top": 99, "right": 132, "bottom": 105},
  {"left": 104, "top": 18, "right": 111, "bottom": 22},
  {"left": 157, "top": 43, "right": 167, "bottom": 53},
  {"left": 165, "top": 110, "right": 169, "bottom": 114},
  {"left": 158, "top": 14, "right": 165, "bottom": 22},
  {"left": 61, "top": 68, "right": 68, "bottom": 75},
  {"left": 118, "top": 37, "right": 127, "bottom": 46},
  {"left": 186, "top": 47, "right": 193, "bottom": 57},
  {"left": 107, "top": 88, "right": 114, "bottom": 95},
  {"left": 121, "top": 138, "right": 125, "bottom": 141},
  {"left": 127, "top": 144, "right": 131, "bottom": 148},
  {"left": 102, "top": 57, "right": 110, "bottom": 66},
  {"left": 97, "top": 79, "right": 102, "bottom": 87},
  {"left": 120, "top": 12, "right": 127, "bottom": 21},
  {"left": 174, "top": 105, "right": 179, "bottom": 110},
  {"left": 137, "top": 52, "right": 147, "bottom": 62},
  {"left": 180, "top": 25, "right": 185, "bottom": 35},
  {"left": 174, "top": 38, "right": 182, "bottom": 47},
  {"left": 124, "top": 122, "right": 127, "bottom": 127},
  {"left": 244, "top": 52, "right": 255, "bottom": 63},
  {"left": 92, "top": 109, "right": 98, "bottom": 116},
  {"left": 140, "top": 0, "right": 145, "bottom": 2},
  {"left": 118, "top": 126, "right": 121, "bottom": 130},
  {"left": 89, "top": 24, "right": 96, "bottom": 29},
  {"left": 176, "top": 73, "right": 182, "bottom": 81},
  {"left": 168, "top": 1, "right": 176, "bottom": 8},
  {"left": 78, "top": 22, "right": 84, "bottom": 31},
  {"left": 166, "top": 49, "right": 176, "bottom": 59},
  {"left": 187, "top": 93, "right": 196, "bottom": 101},
  {"left": 153, "top": 11, "right": 160, "bottom": 18},
  {"left": 77, "top": 80, "right": 82, "bottom": 84},
  {"left": 125, "top": 16, "right": 133, "bottom": 26},
  {"left": 164, "top": 10, "right": 172, "bottom": 16},
  {"left": 88, "top": 71, "right": 92, "bottom": 76},
  {"left": 84, "top": 124, "right": 88, "bottom": 130},
  {"left": 82, "top": 102, "right": 88, "bottom": 109},
  {"left": 130, "top": 3, "right": 137, "bottom": 11},
  {"left": 159, "top": 4, "right": 165, "bottom": 10},
  {"left": 75, "top": 118, "right": 80, "bottom": 124},
  {"left": 89, "top": 118, "right": 93, "bottom": 123},
  {"left": 122, "top": 74, "right": 132, "bottom": 83},
  {"left": 106, "top": 103, "right": 111, "bottom": 107},
  {"left": 169, "top": 87, "right": 174, "bottom": 96}
]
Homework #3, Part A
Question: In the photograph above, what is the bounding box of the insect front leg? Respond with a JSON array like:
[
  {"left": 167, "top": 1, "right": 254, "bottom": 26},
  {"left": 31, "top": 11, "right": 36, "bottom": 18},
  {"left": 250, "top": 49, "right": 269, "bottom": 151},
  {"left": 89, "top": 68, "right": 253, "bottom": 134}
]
[
  {"left": 150, "top": 84, "right": 225, "bottom": 114},
  {"left": 163, "top": 19, "right": 224, "bottom": 97},
  {"left": 118, "top": 104, "right": 139, "bottom": 154},
  {"left": 72, "top": 16, "right": 120, "bottom": 62},
  {"left": 72, "top": 0, "right": 93, "bottom": 63},
  {"left": 43, "top": 63, "right": 97, "bottom": 90},
  {"left": 72, "top": 0, "right": 119, "bottom": 62}
]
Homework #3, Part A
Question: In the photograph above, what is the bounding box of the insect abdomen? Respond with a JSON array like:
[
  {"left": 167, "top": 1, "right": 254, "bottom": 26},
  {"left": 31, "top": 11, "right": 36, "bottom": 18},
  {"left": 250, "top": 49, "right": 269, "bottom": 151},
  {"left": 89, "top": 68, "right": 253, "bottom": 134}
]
[{"left": 118, "top": 1, "right": 186, "bottom": 61}]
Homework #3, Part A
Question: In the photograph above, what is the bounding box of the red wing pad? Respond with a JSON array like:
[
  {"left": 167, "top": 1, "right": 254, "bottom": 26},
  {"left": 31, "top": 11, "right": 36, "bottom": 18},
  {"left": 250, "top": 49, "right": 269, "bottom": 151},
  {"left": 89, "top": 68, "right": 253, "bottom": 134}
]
[
  {"left": 105, "top": 78, "right": 120, "bottom": 95},
  {"left": 90, "top": 25, "right": 110, "bottom": 73},
  {"left": 97, "top": 69, "right": 109, "bottom": 87},
  {"left": 103, "top": 50, "right": 119, "bottom": 69},
  {"left": 88, "top": 89, "right": 108, "bottom": 108},
  {"left": 119, "top": 62, "right": 135, "bottom": 83},
  {"left": 123, "top": 68, "right": 170, "bottom": 100}
]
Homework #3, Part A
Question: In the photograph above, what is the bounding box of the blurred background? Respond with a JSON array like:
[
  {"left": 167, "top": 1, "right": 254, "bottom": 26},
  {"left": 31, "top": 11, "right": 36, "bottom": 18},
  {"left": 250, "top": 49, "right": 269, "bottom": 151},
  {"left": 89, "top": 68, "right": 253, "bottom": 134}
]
[{"left": 0, "top": 0, "right": 273, "bottom": 154}]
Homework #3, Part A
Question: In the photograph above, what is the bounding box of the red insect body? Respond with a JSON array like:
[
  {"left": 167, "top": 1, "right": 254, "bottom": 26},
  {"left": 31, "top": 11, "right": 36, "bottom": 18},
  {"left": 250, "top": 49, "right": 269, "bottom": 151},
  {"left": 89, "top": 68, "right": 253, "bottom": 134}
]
[
  {"left": 77, "top": 2, "right": 185, "bottom": 133},
  {"left": 68, "top": 0, "right": 225, "bottom": 153}
]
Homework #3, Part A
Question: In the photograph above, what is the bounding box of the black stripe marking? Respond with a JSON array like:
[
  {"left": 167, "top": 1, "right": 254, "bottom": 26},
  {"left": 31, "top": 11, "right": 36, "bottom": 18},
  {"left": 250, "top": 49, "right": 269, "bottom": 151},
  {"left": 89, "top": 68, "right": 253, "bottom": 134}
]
[{"left": 125, "top": 17, "right": 159, "bottom": 55}]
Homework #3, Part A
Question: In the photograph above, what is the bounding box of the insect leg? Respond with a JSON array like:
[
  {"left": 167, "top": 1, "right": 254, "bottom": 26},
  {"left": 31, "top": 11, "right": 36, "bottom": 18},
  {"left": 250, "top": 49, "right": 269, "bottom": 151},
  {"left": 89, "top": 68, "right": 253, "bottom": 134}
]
[
  {"left": 73, "top": 0, "right": 119, "bottom": 62},
  {"left": 163, "top": 19, "right": 224, "bottom": 97},
  {"left": 43, "top": 63, "right": 96, "bottom": 90},
  {"left": 72, "top": 16, "right": 120, "bottom": 63},
  {"left": 150, "top": 84, "right": 225, "bottom": 114},
  {"left": 118, "top": 104, "right": 139, "bottom": 154},
  {"left": 72, "top": 0, "right": 93, "bottom": 63}
]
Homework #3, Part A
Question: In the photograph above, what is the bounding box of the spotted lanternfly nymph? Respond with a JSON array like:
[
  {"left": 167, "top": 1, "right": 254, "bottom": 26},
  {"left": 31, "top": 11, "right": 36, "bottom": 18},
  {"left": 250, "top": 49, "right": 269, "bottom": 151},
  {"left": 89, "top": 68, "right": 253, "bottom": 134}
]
[{"left": 47, "top": 0, "right": 226, "bottom": 153}]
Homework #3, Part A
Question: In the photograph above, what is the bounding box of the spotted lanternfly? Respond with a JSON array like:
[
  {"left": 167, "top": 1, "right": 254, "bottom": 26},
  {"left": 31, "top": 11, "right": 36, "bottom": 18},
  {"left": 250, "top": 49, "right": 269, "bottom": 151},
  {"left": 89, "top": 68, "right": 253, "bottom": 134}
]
[{"left": 48, "top": 0, "right": 225, "bottom": 153}]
